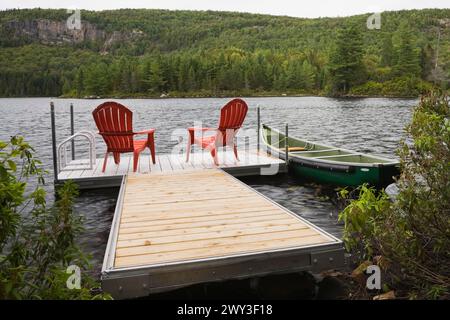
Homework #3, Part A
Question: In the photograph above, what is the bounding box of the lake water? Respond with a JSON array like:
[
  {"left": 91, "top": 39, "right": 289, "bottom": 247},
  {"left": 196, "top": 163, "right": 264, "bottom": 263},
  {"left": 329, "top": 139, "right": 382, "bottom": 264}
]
[{"left": 0, "top": 97, "right": 417, "bottom": 277}]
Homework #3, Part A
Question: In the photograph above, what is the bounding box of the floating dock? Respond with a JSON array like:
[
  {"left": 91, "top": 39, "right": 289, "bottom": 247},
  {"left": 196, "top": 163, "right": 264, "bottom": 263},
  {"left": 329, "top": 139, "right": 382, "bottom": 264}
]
[
  {"left": 49, "top": 104, "right": 344, "bottom": 299},
  {"left": 57, "top": 149, "right": 286, "bottom": 189},
  {"left": 101, "top": 169, "right": 344, "bottom": 299}
]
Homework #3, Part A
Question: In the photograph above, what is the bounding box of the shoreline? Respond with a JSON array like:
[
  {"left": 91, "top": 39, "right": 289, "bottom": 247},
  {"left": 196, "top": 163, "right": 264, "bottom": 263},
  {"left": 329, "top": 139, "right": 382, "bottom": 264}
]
[{"left": 0, "top": 93, "right": 421, "bottom": 100}]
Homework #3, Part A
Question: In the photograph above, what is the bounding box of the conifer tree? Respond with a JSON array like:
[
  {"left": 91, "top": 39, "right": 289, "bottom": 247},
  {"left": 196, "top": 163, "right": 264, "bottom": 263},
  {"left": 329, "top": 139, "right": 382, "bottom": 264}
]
[{"left": 328, "top": 24, "right": 366, "bottom": 95}]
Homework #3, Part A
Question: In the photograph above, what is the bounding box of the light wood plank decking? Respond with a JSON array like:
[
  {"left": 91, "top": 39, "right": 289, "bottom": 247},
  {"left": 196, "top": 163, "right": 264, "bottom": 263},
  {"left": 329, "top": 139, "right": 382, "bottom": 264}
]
[
  {"left": 57, "top": 149, "right": 286, "bottom": 189},
  {"left": 101, "top": 169, "right": 344, "bottom": 299}
]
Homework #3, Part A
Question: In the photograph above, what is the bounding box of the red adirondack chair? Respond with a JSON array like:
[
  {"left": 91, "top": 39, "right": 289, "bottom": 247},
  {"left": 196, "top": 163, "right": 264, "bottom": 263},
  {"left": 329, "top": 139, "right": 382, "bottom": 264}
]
[
  {"left": 92, "top": 101, "right": 156, "bottom": 173},
  {"left": 186, "top": 98, "right": 248, "bottom": 165}
]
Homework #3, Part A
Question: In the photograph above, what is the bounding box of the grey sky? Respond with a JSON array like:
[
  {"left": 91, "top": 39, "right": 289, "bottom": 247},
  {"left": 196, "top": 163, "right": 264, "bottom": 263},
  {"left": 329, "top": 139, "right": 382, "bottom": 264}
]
[{"left": 1, "top": 0, "right": 448, "bottom": 18}]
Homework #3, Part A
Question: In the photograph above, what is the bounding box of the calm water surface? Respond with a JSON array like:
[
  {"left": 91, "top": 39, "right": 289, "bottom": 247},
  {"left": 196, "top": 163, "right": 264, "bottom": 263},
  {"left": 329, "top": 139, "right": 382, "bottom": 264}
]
[{"left": 0, "top": 97, "right": 416, "bottom": 275}]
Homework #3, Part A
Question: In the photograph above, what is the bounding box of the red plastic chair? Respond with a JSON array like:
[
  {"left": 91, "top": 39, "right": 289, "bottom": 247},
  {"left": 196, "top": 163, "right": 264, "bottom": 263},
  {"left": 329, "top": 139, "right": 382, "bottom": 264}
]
[
  {"left": 186, "top": 98, "right": 248, "bottom": 165},
  {"left": 92, "top": 101, "right": 156, "bottom": 173}
]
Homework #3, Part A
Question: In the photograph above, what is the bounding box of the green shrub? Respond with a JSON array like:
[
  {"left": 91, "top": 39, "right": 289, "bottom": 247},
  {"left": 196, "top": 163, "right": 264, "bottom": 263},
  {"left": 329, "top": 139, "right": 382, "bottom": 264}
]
[
  {"left": 0, "top": 136, "right": 111, "bottom": 299},
  {"left": 339, "top": 89, "right": 450, "bottom": 299},
  {"left": 349, "top": 81, "right": 384, "bottom": 96},
  {"left": 349, "top": 77, "right": 433, "bottom": 97},
  {"left": 338, "top": 185, "right": 391, "bottom": 260}
]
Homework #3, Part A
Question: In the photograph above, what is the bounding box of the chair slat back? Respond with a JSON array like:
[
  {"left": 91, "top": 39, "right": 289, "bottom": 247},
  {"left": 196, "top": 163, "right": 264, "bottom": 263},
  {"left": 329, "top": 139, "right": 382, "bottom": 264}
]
[
  {"left": 92, "top": 101, "right": 134, "bottom": 152},
  {"left": 216, "top": 98, "right": 248, "bottom": 146}
]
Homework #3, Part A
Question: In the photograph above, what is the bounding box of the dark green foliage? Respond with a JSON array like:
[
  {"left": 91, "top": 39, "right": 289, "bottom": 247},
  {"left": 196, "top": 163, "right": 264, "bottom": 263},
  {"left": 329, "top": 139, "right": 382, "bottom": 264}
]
[
  {"left": 393, "top": 22, "right": 422, "bottom": 77},
  {"left": 328, "top": 24, "right": 366, "bottom": 94},
  {"left": 0, "top": 8, "right": 448, "bottom": 97},
  {"left": 350, "top": 76, "right": 433, "bottom": 97},
  {"left": 0, "top": 136, "right": 110, "bottom": 299},
  {"left": 380, "top": 35, "right": 394, "bottom": 67},
  {"left": 339, "top": 90, "right": 450, "bottom": 299}
]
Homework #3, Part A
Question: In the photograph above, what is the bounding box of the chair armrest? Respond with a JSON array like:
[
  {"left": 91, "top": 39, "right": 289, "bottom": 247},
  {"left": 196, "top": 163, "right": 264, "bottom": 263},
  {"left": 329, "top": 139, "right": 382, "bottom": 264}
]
[
  {"left": 134, "top": 129, "right": 155, "bottom": 135},
  {"left": 187, "top": 127, "right": 216, "bottom": 144},
  {"left": 187, "top": 127, "right": 216, "bottom": 132}
]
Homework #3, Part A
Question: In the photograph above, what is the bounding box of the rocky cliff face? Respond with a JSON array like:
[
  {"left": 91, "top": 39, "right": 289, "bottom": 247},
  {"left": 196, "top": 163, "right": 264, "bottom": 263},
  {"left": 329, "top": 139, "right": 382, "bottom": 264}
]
[{"left": 3, "top": 19, "right": 144, "bottom": 51}]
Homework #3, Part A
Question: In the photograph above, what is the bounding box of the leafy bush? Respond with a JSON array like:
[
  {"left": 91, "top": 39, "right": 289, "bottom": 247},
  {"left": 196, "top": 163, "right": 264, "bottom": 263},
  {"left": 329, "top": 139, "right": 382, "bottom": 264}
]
[
  {"left": 0, "top": 136, "right": 110, "bottom": 299},
  {"left": 349, "top": 77, "right": 433, "bottom": 97},
  {"left": 381, "top": 76, "right": 421, "bottom": 96},
  {"left": 339, "top": 89, "right": 450, "bottom": 299},
  {"left": 338, "top": 185, "right": 391, "bottom": 259},
  {"left": 349, "top": 81, "right": 384, "bottom": 96}
]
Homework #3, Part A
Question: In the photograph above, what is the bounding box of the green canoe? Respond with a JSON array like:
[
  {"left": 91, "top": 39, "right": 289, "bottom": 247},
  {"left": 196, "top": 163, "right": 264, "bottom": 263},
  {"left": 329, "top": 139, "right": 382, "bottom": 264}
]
[{"left": 261, "top": 124, "right": 400, "bottom": 187}]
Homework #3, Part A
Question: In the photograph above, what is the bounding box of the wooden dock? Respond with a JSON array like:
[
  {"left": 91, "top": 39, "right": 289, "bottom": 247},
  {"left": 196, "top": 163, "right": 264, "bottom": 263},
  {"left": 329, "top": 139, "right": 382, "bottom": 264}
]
[
  {"left": 101, "top": 169, "right": 344, "bottom": 299},
  {"left": 57, "top": 149, "right": 286, "bottom": 189}
]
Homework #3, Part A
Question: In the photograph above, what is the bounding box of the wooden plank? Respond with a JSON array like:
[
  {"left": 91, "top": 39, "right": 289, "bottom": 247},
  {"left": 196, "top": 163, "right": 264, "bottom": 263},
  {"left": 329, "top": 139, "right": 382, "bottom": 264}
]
[
  {"left": 170, "top": 154, "right": 190, "bottom": 170},
  {"left": 125, "top": 174, "right": 252, "bottom": 187},
  {"left": 197, "top": 151, "right": 215, "bottom": 168},
  {"left": 204, "top": 156, "right": 218, "bottom": 168},
  {"left": 223, "top": 150, "right": 239, "bottom": 167},
  {"left": 125, "top": 172, "right": 246, "bottom": 186},
  {"left": 124, "top": 184, "right": 248, "bottom": 195},
  {"left": 125, "top": 181, "right": 247, "bottom": 192},
  {"left": 125, "top": 177, "right": 235, "bottom": 187},
  {"left": 127, "top": 153, "right": 135, "bottom": 173},
  {"left": 149, "top": 155, "right": 162, "bottom": 173},
  {"left": 138, "top": 154, "right": 150, "bottom": 174},
  {"left": 115, "top": 233, "right": 328, "bottom": 267},
  {"left": 57, "top": 171, "right": 71, "bottom": 180},
  {"left": 214, "top": 148, "right": 230, "bottom": 167},
  {"left": 121, "top": 201, "right": 276, "bottom": 218},
  {"left": 116, "top": 228, "right": 319, "bottom": 257},
  {"left": 123, "top": 186, "right": 247, "bottom": 197},
  {"left": 66, "top": 168, "right": 85, "bottom": 179},
  {"left": 60, "top": 150, "right": 285, "bottom": 183},
  {"left": 188, "top": 152, "right": 207, "bottom": 169},
  {"left": 101, "top": 163, "right": 343, "bottom": 298},
  {"left": 118, "top": 217, "right": 295, "bottom": 240},
  {"left": 118, "top": 211, "right": 283, "bottom": 234},
  {"left": 125, "top": 186, "right": 243, "bottom": 195},
  {"left": 120, "top": 208, "right": 286, "bottom": 228},
  {"left": 116, "top": 155, "right": 131, "bottom": 175},
  {"left": 179, "top": 153, "right": 195, "bottom": 169},
  {"left": 120, "top": 210, "right": 286, "bottom": 229},
  {"left": 123, "top": 187, "right": 254, "bottom": 202},
  {"left": 106, "top": 168, "right": 340, "bottom": 280},
  {"left": 126, "top": 176, "right": 252, "bottom": 189},
  {"left": 123, "top": 192, "right": 258, "bottom": 204},
  {"left": 117, "top": 223, "right": 310, "bottom": 249},
  {"left": 125, "top": 174, "right": 228, "bottom": 185},
  {"left": 59, "top": 162, "right": 84, "bottom": 179},
  {"left": 159, "top": 154, "right": 173, "bottom": 172},
  {"left": 120, "top": 200, "right": 276, "bottom": 218},
  {"left": 167, "top": 154, "right": 184, "bottom": 171},
  {"left": 80, "top": 159, "right": 102, "bottom": 177},
  {"left": 122, "top": 193, "right": 258, "bottom": 206},
  {"left": 103, "top": 154, "right": 120, "bottom": 176},
  {"left": 120, "top": 199, "right": 275, "bottom": 219}
]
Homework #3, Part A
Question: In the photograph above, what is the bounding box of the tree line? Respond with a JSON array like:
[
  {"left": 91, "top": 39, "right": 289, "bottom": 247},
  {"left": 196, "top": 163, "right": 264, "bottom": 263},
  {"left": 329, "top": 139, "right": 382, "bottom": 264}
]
[{"left": 0, "top": 8, "right": 448, "bottom": 97}]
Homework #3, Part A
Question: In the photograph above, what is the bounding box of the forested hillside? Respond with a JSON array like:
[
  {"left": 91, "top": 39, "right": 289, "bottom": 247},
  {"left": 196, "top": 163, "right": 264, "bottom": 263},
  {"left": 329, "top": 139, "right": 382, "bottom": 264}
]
[{"left": 0, "top": 8, "right": 448, "bottom": 97}]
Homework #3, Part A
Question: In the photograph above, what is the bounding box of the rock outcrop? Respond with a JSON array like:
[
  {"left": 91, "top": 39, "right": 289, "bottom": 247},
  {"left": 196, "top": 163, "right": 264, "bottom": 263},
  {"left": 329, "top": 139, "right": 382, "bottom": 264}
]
[{"left": 3, "top": 19, "right": 144, "bottom": 51}]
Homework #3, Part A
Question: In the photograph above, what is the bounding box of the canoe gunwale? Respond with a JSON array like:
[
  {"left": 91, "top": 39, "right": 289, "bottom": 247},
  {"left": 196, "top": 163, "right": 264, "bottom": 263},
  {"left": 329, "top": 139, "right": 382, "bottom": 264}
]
[
  {"left": 290, "top": 148, "right": 341, "bottom": 154},
  {"left": 291, "top": 156, "right": 354, "bottom": 173},
  {"left": 261, "top": 124, "right": 399, "bottom": 169}
]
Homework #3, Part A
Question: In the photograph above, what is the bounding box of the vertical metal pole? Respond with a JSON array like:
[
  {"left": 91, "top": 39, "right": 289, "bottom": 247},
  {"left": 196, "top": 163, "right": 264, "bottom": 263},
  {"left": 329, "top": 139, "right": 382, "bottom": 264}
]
[
  {"left": 285, "top": 123, "right": 289, "bottom": 165},
  {"left": 257, "top": 106, "right": 260, "bottom": 152},
  {"left": 50, "top": 102, "right": 58, "bottom": 183},
  {"left": 70, "top": 103, "right": 75, "bottom": 160},
  {"left": 245, "top": 136, "right": 249, "bottom": 161}
]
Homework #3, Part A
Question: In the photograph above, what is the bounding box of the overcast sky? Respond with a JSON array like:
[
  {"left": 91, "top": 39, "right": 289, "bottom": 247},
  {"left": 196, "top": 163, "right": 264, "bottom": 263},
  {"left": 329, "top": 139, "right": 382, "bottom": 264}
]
[{"left": 1, "top": 0, "right": 448, "bottom": 18}]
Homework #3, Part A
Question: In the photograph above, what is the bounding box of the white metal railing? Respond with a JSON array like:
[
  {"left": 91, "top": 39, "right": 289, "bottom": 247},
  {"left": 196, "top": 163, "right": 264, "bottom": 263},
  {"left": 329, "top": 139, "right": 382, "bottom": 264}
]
[{"left": 57, "top": 130, "right": 97, "bottom": 173}]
